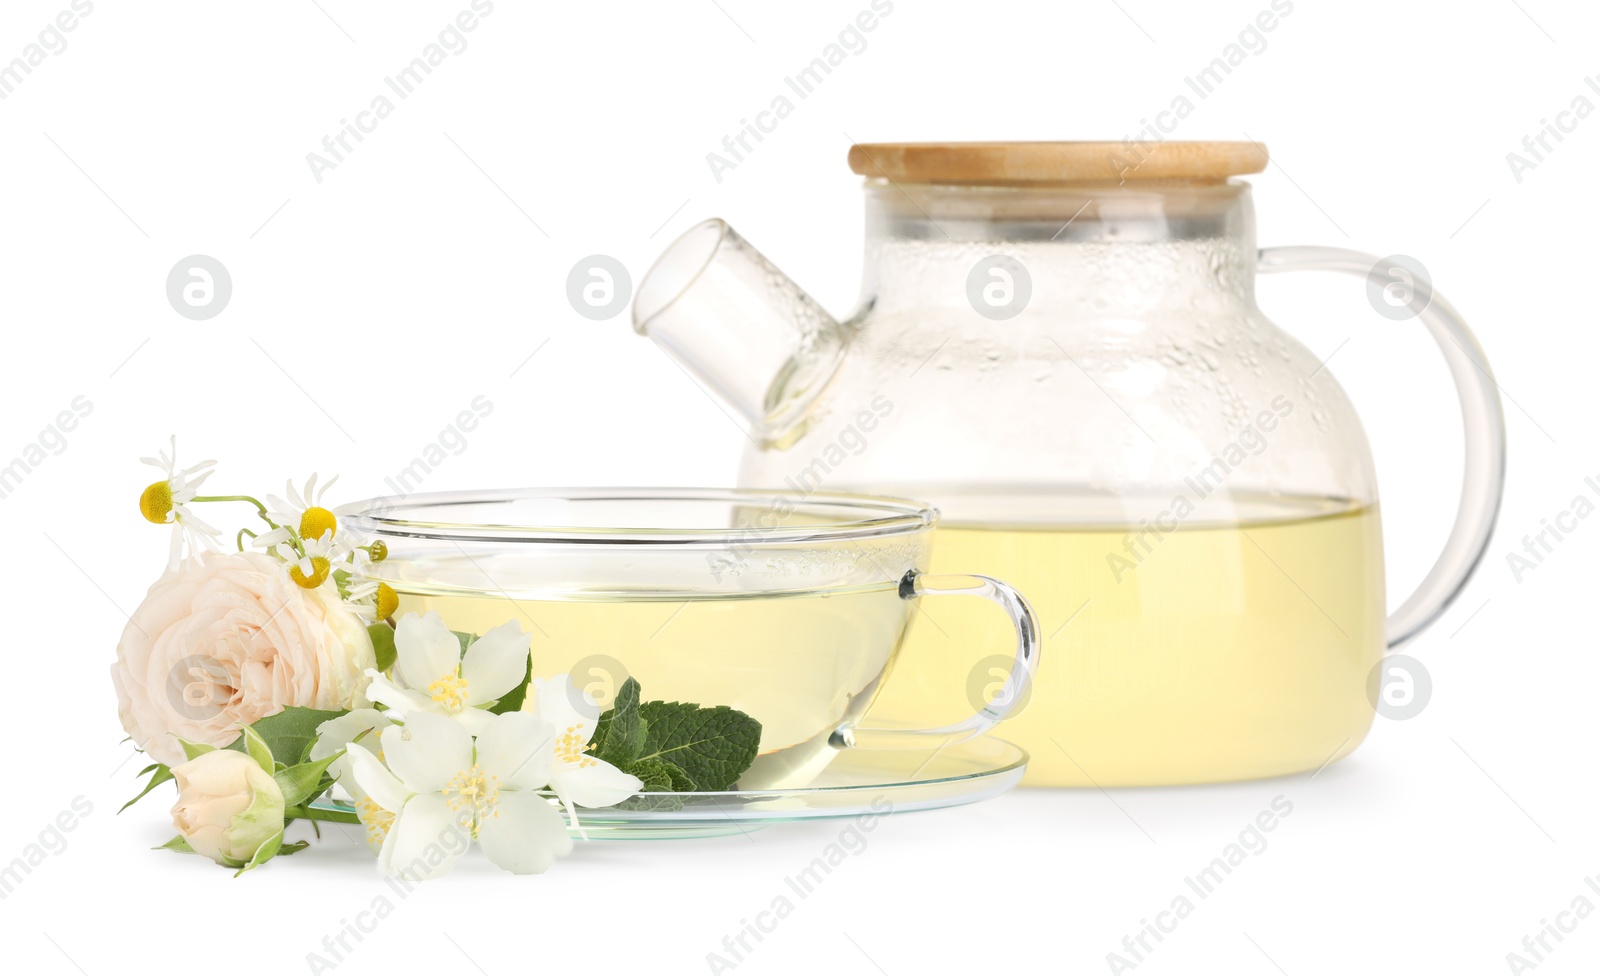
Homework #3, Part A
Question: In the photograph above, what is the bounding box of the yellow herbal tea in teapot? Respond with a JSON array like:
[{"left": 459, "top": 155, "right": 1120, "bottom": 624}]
[{"left": 869, "top": 496, "right": 1384, "bottom": 786}]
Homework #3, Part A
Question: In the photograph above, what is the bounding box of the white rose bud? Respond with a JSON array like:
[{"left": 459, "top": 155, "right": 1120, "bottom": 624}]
[{"left": 170, "top": 749, "right": 285, "bottom": 867}]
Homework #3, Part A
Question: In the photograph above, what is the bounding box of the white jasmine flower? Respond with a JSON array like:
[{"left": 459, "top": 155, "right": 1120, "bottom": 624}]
[
  {"left": 138, "top": 436, "right": 223, "bottom": 568},
  {"left": 312, "top": 709, "right": 395, "bottom": 853},
  {"left": 523, "top": 675, "right": 644, "bottom": 830},
  {"left": 363, "top": 612, "right": 529, "bottom": 735},
  {"left": 350, "top": 710, "right": 572, "bottom": 878}
]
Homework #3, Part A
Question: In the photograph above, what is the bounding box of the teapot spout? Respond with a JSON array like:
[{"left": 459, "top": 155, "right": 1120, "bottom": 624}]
[{"left": 632, "top": 219, "right": 845, "bottom": 442}]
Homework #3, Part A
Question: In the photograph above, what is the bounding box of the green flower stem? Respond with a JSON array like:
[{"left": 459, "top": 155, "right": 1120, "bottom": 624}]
[
  {"left": 285, "top": 804, "right": 360, "bottom": 825},
  {"left": 191, "top": 494, "right": 275, "bottom": 525},
  {"left": 235, "top": 527, "right": 256, "bottom": 552}
]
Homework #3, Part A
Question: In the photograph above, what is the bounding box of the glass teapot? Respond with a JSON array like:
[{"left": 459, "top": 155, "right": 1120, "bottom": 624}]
[{"left": 630, "top": 142, "right": 1505, "bottom": 787}]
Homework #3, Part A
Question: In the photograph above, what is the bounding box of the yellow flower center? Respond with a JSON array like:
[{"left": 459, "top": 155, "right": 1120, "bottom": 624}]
[
  {"left": 427, "top": 673, "right": 468, "bottom": 712},
  {"left": 555, "top": 723, "right": 597, "bottom": 769},
  {"left": 300, "top": 506, "right": 337, "bottom": 542},
  {"left": 355, "top": 795, "right": 395, "bottom": 847},
  {"left": 139, "top": 481, "right": 173, "bottom": 524},
  {"left": 375, "top": 582, "right": 399, "bottom": 619},
  {"left": 442, "top": 765, "right": 500, "bottom": 830},
  {"left": 289, "top": 556, "right": 331, "bottom": 589}
]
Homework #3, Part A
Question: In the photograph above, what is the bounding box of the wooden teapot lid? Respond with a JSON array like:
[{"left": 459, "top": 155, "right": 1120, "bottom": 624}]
[{"left": 847, "top": 141, "right": 1267, "bottom": 184}]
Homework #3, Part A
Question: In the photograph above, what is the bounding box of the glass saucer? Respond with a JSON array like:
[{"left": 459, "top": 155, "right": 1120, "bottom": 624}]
[{"left": 314, "top": 737, "right": 1026, "bottom": 840}]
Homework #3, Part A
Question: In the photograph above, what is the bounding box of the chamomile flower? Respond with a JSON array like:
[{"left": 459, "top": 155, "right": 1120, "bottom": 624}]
[
  {"left": 274, "top": 533, "right": 343, "bottom": 589},
  {"left": 138, "top": 436, "right": 223, "bottom": 568},
  {"left": 342, "top": 577, "right": 399, "bottom": 621},
  {"left": 256, "top": 474, "right": 343, "bottom": 549}
]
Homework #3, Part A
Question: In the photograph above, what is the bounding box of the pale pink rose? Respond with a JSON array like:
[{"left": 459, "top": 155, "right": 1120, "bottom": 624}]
[
  {"left": 170, "top": 749, "right": 285, "bottom": 866},
  {"left": 112, "top": 551, "right": 376, "bottom": 767}
]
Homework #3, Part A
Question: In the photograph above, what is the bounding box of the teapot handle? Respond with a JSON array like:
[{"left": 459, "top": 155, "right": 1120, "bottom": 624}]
[{"left": 1257, "top": 247, "right": 1507, "bottom": 650}]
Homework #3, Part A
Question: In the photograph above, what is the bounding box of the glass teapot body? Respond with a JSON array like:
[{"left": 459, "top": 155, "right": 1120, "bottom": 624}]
[
  {"left": 739, "top": 181, "right": 1383, "bottom": 786},
  {"left": 633, "top": 142, "right": 1504, "bottom": 788}
]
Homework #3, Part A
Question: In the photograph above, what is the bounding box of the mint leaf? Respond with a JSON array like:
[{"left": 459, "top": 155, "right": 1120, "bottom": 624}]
[
  {"left": 628, "top": 757, "right": 675, "bottom": 793},
  {"left": 228, "top": 706, "right": 348, "bottom": 765},
  {"left": 614, "top": 757, "right": 688, "bottom": 812},
  {"left": 636, "top": 701, "right": 761, "bottom": 791},
  {"left": 593, "top": 678, "right": 645, "bottom": 767},
  {"left": 661, "top": 762, "right": 697, "bottom": 792},
  {"left": 121, "top": 763, "right": 173, "bottom": 813},
  {"left": 587, "top": 680, "right": 760, "bottom": 795},
  {"left": 368, "top": 623, "right": 397, "bottom": 672}
]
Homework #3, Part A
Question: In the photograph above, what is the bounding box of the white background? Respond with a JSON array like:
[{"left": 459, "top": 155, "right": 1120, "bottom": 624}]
[{"left": 1, "top": 1, "right": 1595, "bottom": 973}]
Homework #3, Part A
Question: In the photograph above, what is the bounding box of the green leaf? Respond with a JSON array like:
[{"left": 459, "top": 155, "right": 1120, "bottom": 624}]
[
  {"left": 585, "top": 679, "right": 759, "bottom": 794},
  {"left": 628, "top": 757, "right": 675, "bottom": 792},
  {"left": 275, "top": 840, "right": 311, "bottom": 857},
  {"left": 228, "top": 706, "right": 349, "bottom": 766},
  {"left": 233, "top": 828, "right": 284, "bottom": 877},
  {"left": 593, "top": 677, "right": 646, "bottom": 767},
  {"left": 635, "top": 700, "right": 761, "bottom": 792},
  {"left": 120, "top": 763, "right": 174, "bottom": 813},
  {"left": 487, "top": 653, "right": 533, "bottom": 715},
  {"left": 368, "top": 623, "right": 397, "bottom": 672},
  {"left": 274, "top": 750, "right": 344, "bottom": 808},
  {"left": 453, "top": 630, "right": 474, "bottom": 656},
  {"left": 613, "top": 758, "right": 687, "bottom": 812},
  {"left": 660, "top": 761, "right": 698, "bottom": 792},
  {"left": 155, "top": 835, "right": 196, "bottom": 854},
  {"left": 239, "top": 725, "right": 275, "bottom": 774},
  {"left": 174, "top": 737, "right": 216, "bottom": 762}
]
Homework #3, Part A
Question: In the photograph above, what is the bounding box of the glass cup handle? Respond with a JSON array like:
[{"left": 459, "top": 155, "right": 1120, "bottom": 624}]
[
  {"left": 831, "top": 570, "right": 1042, "bottom": 751},
  {"left": 1258, "top": 246, "right": 1508, "bottom": 650}
]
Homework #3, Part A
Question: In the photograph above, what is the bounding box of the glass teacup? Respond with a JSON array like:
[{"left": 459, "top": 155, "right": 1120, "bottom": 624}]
[{"left": 343, "top": 489, "right": 1040, "bottom": 790}]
